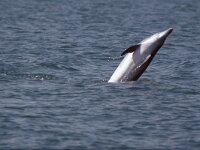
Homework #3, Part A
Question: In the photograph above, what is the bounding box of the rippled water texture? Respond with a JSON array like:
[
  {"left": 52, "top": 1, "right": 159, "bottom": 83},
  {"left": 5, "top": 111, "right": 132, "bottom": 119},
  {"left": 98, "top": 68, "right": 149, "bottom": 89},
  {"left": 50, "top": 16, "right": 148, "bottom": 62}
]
[{"left": 0, "top": 0, "right": 200, "bottom": 149}]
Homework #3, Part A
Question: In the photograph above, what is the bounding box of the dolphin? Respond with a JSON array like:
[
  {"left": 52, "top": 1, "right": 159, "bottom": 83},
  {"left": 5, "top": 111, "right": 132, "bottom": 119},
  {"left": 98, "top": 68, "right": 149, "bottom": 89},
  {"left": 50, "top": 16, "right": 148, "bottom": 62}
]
[{"left": 108, "top": 28, "right": 173, "bottom": 83}]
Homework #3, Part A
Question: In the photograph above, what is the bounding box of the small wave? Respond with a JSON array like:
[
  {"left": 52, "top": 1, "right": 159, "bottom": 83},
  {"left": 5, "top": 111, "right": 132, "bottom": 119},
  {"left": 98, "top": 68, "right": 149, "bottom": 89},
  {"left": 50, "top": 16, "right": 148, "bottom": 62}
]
[
  {"left": 107, "top": 56, "right": 124, "bottom": 61},
  {"left": 5, "top": 73, "right": 57, "bottom": 81},
  {"left": 21, "top": 73, "right": 56, "bottom": 80},
  {"left": 38, "top": 62, "right": 60, "bottom": 70}
]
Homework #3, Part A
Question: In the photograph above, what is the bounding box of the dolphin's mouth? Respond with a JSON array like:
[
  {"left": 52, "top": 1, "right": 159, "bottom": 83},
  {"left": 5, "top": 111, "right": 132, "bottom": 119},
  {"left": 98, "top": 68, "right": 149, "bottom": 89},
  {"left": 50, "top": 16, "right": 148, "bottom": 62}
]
[
  {"left": 158, "top": 28, "right": 173, "bottom": 39},
  {"left": 168, "top": 28, "right": 173, "bottom": 35}
]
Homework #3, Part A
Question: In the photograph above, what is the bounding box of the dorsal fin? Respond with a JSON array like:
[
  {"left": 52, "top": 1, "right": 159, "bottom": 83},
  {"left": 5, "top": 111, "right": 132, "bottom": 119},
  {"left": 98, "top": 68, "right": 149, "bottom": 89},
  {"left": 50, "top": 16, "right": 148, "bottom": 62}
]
[{"left": 121, "top": 44, "right": 140, "bottom": 56}]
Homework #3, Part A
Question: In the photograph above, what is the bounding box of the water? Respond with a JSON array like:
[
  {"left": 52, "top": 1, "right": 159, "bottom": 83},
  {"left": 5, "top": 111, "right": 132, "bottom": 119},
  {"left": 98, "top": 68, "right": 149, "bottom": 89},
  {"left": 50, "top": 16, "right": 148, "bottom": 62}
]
[{"left": 0, "top": 0, "right": 200, "bottom": 149}]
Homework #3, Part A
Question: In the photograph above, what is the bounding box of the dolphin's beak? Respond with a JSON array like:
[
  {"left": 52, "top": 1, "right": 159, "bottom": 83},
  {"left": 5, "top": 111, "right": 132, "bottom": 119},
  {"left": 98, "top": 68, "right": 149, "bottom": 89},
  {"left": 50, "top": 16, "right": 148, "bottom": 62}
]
[
  {"left": 159, "top": 28, "right": 173, "bottom": 39},
  {"left": 167, "top": 28, "right": 173, "bottom": 35}
]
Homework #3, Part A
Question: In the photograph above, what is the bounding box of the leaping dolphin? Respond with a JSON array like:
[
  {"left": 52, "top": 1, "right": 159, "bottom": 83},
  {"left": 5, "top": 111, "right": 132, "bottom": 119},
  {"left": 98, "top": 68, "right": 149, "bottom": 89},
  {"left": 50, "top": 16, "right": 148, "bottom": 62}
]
[{"left": 108, "top": 28, "right": 173, "bottom": 83}]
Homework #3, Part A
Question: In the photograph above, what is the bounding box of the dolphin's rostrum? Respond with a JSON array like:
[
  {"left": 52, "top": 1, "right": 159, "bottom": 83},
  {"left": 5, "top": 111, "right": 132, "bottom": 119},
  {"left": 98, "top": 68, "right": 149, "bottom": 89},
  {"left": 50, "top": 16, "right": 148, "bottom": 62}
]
[{"left": 108, "top": 28, "right": 173, "bottom": 83}]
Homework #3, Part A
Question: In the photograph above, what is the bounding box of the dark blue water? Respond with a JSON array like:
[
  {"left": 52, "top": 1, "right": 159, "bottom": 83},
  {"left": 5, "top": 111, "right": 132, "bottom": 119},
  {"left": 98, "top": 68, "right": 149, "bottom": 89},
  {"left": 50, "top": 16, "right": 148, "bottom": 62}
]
[{"left": 0, "top": 0, "right": 200, "bottom": 149}]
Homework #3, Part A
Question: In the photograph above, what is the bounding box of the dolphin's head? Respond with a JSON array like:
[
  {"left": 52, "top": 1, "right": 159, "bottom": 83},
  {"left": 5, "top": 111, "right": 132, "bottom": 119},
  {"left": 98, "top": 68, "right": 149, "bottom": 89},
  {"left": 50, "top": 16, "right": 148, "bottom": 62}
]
[
  {"left": 157, "top": 28, "right": 173, "bottom": 41},
  {"left": 141, "top": 28, "right": 173, "bottom": 45},
  {"left": 153, "top": 28, "right": 173, "bottom": 50},
  {"left": 141, "top": 28, "right": 173, "bottom": 56}
]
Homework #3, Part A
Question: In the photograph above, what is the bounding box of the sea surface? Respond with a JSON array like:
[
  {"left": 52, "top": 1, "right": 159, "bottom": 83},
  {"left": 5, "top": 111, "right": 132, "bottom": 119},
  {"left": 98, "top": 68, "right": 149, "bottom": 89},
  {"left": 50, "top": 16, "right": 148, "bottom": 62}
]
[{"left": 0, "top": 0, "right": 200, "bottom": 149}]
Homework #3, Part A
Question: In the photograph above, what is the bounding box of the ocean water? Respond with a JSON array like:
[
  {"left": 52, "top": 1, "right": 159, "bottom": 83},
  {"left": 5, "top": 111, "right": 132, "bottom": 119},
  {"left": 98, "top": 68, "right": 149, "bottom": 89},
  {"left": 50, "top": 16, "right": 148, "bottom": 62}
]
[{"left": 0, "top": 0, "right": 200, "bottom": 149}]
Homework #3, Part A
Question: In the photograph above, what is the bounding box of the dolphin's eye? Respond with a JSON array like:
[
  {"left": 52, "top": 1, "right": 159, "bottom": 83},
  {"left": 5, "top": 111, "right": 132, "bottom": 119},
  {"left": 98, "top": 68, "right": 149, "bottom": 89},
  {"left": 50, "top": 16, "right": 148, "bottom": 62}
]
[
  {"left": 155, "top": 34, "right": 160, "bottom": 39},
  {"left": 152, "top": 34, "right": 158, "bottom": 39}
]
